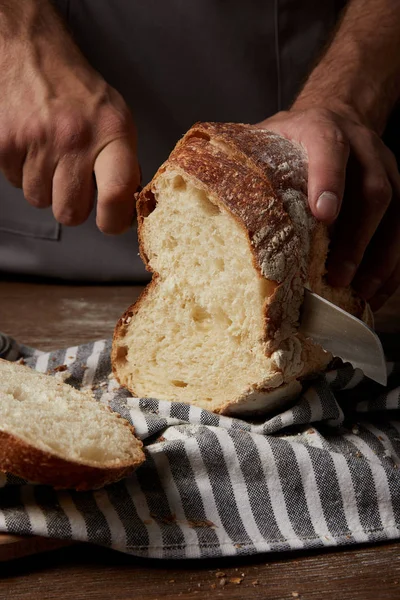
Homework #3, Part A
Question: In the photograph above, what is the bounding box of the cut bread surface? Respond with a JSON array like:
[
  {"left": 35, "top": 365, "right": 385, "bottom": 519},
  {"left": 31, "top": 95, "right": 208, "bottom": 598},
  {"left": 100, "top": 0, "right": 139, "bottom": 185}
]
[
  {"left": 114, "top": 173, "right": 283, "bottom": 412},
  {"left": 113, "top": 122, "right": 369, "bottom": 415},
  {"left": 0, "top": 359, "right": 144, "bottom": 489}
]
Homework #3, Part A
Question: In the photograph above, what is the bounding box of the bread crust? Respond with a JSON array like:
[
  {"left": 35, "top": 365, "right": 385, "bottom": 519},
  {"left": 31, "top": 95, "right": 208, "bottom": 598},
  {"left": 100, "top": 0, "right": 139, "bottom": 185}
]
[
  {"left": 112, "top": 276, "right": 159, "bottom": 381},
  {"left": 178, "top": 122, "right": 369, "bottom": 321},
  {"left": 137, "top": 132, "right": 302, "bottom": 349},
  {"left": 135, "top": 123, "right": 368, "bottom": 346},
  {"left": 113, "top": 122, "right": 371, "bottom": 413},
  {"left": 0, "top": 358, "right": 145, "bottom": 490},
  {"left": 0, "top": 429, "right": 144, "bottom": 491}
]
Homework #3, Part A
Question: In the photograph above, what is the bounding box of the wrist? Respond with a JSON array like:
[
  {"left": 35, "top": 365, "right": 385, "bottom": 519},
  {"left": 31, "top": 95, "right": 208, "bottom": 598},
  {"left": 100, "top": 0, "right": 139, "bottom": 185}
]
[
  {"left": 292, "top": 76, "right": 388, "bottom": 135},
  {"left": 292, "top": 92, "right": 373, "bottom": 130},
  {"left": 292, "top": 93, "right": 358, "bottom": 120}
]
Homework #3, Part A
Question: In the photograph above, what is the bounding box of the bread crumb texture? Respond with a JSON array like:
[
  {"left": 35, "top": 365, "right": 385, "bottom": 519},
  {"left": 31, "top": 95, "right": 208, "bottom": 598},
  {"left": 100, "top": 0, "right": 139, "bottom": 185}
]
[
  {"left": 113, "top": 123, "right": 368, "bottom": 415},
  {"left": 118, "top": 174, "right": 286, "bottom": 411},
  {"left": 0, "top": 359, "right": 143, "bottom": 469}
]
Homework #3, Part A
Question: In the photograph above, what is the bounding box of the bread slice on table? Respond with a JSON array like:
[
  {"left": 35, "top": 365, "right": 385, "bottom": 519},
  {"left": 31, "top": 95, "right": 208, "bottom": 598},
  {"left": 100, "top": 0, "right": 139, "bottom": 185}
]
[
  {"left": 0, "top": 359, "right": 145, "bottom": 490},
  {"left": 112, "top": 122, "right": 371, "bottom": 416}
]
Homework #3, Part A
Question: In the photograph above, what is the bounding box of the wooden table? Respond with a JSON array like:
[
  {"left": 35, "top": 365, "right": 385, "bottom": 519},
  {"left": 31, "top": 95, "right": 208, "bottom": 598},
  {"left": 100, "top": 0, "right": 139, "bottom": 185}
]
[{"left": 1, "top": 280, "right": 400, "bottom": 600}]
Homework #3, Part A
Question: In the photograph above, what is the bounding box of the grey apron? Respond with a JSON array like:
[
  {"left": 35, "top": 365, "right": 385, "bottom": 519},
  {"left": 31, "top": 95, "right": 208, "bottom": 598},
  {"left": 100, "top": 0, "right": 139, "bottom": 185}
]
[{"left": 0, "top": 0, "right": 339, "bottom": 281}]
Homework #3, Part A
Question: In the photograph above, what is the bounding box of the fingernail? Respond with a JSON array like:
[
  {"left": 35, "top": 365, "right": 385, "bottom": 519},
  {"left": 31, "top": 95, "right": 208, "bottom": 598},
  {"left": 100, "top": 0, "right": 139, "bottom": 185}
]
[
  {"left": 316, "top": 192, "right": 340, "bottom": 221},
  {"left": 355, "top": 277, "right": 382, "bottom": 300}
]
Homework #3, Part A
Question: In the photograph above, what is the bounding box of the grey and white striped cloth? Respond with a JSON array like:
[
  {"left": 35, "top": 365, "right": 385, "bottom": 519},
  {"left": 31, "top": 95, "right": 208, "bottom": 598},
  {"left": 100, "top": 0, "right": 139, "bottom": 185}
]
[{"left": 1, "top": 338, "right": 400, "bottom": 558}]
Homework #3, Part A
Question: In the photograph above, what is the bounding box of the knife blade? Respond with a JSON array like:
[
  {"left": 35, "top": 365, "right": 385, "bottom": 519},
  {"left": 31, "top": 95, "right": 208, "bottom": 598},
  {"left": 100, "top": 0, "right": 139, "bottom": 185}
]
[{"left": 299, "top": 289, "right": 387, "bottom": 386}]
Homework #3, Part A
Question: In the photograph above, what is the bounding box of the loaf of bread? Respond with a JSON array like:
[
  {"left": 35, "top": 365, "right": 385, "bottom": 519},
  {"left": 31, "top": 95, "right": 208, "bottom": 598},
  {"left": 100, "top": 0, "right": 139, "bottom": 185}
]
[
  {"left": 0, "top": 359, "right": 145, "bottom": 490},
  {"left": 112, "top": 122, "right": 370, "bottom": 416}
]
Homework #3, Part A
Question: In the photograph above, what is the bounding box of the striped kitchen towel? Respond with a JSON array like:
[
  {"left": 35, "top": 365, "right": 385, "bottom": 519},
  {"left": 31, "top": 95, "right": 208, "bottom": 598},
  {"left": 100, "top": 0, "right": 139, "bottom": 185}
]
[{"left": 1, "top": 337, "right": 400, "bottom": 559}]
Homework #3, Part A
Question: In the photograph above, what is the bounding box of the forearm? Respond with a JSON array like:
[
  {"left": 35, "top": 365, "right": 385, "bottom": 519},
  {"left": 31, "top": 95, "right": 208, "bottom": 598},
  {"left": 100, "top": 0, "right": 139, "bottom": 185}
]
[
  {"left": 0, "top": 0, "right": 101, "bottom": 104},
  {"left": 0, "top": 0, "right": 67, "bottom": 42},
  {"left": 0, "top": 0, "right": 93, "bottom": 77},
  {"left": 293, "top": 0, "right": 400, "bottom": 134}
]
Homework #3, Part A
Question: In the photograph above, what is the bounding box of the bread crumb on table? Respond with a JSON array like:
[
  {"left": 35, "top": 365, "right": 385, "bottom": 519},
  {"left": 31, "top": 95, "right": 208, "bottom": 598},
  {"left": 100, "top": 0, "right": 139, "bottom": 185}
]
[
  {"left": 187, "top": 518, "right": 216, "bottom": 529},
  {"left": 150, "top": 513, "right": 177, "bottom": 524}
]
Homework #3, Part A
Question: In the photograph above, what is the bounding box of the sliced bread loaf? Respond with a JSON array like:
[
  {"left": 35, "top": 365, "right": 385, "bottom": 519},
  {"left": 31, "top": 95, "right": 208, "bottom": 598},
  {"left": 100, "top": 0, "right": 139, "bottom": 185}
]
[
  {"left": 112, "top": 122, "right": 370, "bottom": 416},
  {"left": 0, "top": 359, "right": 144, "bottom": 490}
]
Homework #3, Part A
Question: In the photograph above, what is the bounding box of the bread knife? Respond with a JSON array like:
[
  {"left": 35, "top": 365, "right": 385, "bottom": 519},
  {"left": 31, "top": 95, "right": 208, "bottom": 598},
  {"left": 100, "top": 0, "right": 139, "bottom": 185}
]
[{"left": 299, "top": 289, "right": 387, "bottom": 386}]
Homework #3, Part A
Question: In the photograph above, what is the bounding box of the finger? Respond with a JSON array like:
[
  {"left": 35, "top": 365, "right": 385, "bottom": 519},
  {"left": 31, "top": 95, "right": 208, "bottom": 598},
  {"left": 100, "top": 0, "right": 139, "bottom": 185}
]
[
  {"left": 303, "top": 122, "right": 350, "bottom": 223},
  {"left": 326, "top": 141, "right": 392, "bottom": 288},
  {"left": 0, "top": 144, "right": 25, "bottom": 188},
  {"left": 369, "top": 259, "right": 400, "bottom": 312},
  {"left": 22, "top": 149, "right": 55, "bottom": 208},
  {"left": 352, "top": 153, "right": 400, "bottom": 300},
  {"left": 94, "top": 138, "right": 140, "bottom": 235},
  {"left": 52, "top": 155, "right": 95, "bottom": 226}
]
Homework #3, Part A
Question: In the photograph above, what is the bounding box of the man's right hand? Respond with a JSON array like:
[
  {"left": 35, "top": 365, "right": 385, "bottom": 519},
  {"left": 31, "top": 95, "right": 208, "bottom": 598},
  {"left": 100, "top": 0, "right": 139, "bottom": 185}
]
[{"left": 0, "top": 0, "right": 140, "bottom": 234}]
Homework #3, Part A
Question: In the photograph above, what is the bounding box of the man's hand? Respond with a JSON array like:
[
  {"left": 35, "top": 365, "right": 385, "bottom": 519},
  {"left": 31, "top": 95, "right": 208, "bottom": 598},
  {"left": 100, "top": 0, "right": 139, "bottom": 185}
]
[
  {"left": 258, "top": 0, "right": 400, "bottom": 311},
  {"left": 0, "top": 0, "right": 140, "bottom": 234},
  {"left": 257, "top": 105, "right": 400, "bottom": 312}
]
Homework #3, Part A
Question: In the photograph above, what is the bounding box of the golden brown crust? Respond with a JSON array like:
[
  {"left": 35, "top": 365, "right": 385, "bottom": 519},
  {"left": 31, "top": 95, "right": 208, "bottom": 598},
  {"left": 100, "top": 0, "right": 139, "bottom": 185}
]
[
  {"left": 134, "top": 122, "right": 369, "bottom": 353},
  {"left": 136, "top": 127, "right": 303, "bottom": 349},
  {"left": 0, "top": 430, "right": 144, "bottom": 491},
  {"left": 112, "top": 277, "right": 159, "bottom": 389},
  {"left": 181, "top": 123, "right": 369, "bottom": 321},
  {"left": 182, "top": 122, "right": 308, "bottom": 196},
  {"left": 113, "top": 121, "right": 372, "bottom": 414},
  {"left": 0, "top": 359, "right": 145, "bottom": 489},
  {"left": 136, "top": 190, "right": 157, "bottom": 270}
]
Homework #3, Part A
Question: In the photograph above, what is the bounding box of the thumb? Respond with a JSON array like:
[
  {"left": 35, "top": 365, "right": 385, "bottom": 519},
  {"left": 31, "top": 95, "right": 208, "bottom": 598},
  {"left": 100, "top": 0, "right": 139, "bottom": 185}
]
[
  {"left": 94, "top": 137, "right": 140, "bottom": 234},
  {"left": 303, "top": 125, "right": 349, "bottom": 224}
]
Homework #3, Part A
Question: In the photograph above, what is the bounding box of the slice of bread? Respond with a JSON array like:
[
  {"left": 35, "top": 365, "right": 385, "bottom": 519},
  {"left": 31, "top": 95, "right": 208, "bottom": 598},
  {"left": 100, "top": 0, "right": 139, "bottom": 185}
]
[
  {"left": 0, "top": 359, "right": 145, "bottom": 490},
  {"left": 112, "top": 122, "right": 371, "bottom": 416}
]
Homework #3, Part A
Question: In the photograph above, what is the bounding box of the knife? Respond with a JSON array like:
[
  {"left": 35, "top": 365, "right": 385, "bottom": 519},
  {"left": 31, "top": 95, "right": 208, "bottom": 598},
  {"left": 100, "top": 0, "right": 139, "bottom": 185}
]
[{"left": 299, "top": 289, "right": 387, "bottom": 386}]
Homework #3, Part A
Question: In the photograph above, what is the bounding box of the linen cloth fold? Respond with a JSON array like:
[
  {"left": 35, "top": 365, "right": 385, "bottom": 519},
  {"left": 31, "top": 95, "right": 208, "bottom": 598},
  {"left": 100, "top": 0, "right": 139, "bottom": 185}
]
[{"left": 0, "top": 338, "right": 399, "bottom": 559}]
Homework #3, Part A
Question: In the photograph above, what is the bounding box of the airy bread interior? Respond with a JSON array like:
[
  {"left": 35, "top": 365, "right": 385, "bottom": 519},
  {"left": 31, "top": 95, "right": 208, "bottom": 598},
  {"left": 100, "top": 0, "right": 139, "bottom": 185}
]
[
  {"left": 113, "top": 123, "right": 370, "bottom": 415},
  {"left": 0, "top": 359, "right": 142, "bottom": 467},
  {"left": 114, "top": 172, "right": 285, "bottom": 412}
]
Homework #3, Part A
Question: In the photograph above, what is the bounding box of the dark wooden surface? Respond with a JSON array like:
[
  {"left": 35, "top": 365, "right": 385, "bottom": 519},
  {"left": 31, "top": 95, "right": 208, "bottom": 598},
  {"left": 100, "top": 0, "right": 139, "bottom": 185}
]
[
  {"left": 0, "top": 280, "right": 400, "bottom": 600},
  {"left": 1, "top": 542, "right": 400, "bottom": 600},
  {"left": 0, "top": 281, "right": 145, "bottom": 350}
]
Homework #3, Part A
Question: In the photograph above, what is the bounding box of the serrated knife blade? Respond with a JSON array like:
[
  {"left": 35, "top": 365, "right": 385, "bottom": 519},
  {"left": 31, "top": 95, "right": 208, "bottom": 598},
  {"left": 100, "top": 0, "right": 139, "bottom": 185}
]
[{"left": 299, "top": 289, "right": 387, "bottom": 386}]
